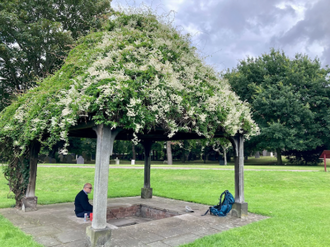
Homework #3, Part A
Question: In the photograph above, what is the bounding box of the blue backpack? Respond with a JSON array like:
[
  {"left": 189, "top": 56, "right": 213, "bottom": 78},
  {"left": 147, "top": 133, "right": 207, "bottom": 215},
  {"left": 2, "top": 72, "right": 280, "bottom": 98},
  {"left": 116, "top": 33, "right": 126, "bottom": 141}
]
[{"left": 202, "top": 190, "right": 235, "bottom": 217}]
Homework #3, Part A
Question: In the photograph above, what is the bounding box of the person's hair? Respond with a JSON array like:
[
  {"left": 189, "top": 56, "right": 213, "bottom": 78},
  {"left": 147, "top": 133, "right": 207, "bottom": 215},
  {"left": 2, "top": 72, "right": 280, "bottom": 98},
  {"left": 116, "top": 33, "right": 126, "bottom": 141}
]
[{"left": 83, "top": 183, "right": 91, "bottom": 188}]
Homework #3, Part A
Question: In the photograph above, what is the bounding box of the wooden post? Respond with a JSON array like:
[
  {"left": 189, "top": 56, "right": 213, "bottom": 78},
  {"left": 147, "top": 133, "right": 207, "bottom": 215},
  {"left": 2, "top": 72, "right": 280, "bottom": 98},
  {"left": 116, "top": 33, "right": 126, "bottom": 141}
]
[
  {"left": 324, "top": 153, "right": 327, "bottom": 172},
  {"left": 86, "top": 125, "right": 121, "bottom": 247},
  {"left": 141, "top": 140, "right": 154, "bottom": 198},
  {"left": 229, "top": 134, "right": 248, "bottom": 218}
]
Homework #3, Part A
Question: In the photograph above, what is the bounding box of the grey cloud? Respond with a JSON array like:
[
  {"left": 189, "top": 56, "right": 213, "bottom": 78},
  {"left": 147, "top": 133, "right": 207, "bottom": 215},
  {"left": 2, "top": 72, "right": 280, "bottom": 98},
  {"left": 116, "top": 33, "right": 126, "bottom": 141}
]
[
  {"left": 279, "top": 0, "right": 330, "bottom": 44},
  {"left": 112, "top": 0, "right": 330, "bottom": 69}
]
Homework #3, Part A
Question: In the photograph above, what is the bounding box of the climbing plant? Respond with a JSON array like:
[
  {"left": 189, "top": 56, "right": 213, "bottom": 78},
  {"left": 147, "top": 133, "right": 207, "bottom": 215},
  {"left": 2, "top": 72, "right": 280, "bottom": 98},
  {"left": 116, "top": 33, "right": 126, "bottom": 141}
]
[{"left": 0, "top": 10, "right": 259, "bottom": 205}]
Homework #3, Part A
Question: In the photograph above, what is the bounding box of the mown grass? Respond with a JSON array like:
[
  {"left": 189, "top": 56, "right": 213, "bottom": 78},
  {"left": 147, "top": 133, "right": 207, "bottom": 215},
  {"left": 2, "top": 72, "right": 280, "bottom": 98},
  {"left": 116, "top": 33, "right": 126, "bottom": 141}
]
[
  {"left": 0, "top": 165, "right": 330, "bottom": 246},
  {"left": 0, "top": 214, "right": 43, "bottom": 247},
  {"left": 33, "top": 156, "right": 329, "bottom": 171}
]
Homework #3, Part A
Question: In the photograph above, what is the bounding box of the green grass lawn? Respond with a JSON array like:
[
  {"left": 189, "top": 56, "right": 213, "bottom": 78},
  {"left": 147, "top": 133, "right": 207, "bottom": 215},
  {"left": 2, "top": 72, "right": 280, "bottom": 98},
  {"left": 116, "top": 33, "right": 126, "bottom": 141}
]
[
  {"left": 0, "top": 164, "right": 330, "bottom": 246},
  {"left": 33, "top": 155, "right": 329, "bottom": 171}
]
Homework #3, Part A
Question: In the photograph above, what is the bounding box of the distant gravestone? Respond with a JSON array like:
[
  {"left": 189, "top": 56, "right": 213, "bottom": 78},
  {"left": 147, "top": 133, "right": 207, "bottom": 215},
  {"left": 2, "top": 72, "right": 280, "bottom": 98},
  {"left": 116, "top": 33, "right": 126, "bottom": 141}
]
[
  {"left": 262, "top": 150, "right": 268, "bottom": 156},
  {"left": 59, "top": 154, "right": 64, "bottom": 162},
  {"left": 77, "top": 155, "right": 84, "bottom": 164},
  {"left": 64, "top": 154, "right": 72, "bottom": 163},
  {"left": 270, "top": 152, "right": 273, "bottom": 157},
  {"left": 131, "top": 160, "right": 135, "bottom": 165},
  {"left": 115, "top": 157, "right": 120, "bottom": 165},
  {"left": 45, "top": 156, "right": 52, "bottom": 163},
  {"left": 255, "top": 152, "right": 260, "bottom": 158},
  {"left": 219, "top": 159, "right": 225, "bottom": 165}
]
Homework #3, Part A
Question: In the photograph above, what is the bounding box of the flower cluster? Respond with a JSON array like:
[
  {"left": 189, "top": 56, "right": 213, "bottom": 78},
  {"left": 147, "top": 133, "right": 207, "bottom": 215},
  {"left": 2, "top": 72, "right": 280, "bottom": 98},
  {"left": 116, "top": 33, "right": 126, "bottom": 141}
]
[{"left": 0, "top": 11, "right": 259, "bottom": 156}]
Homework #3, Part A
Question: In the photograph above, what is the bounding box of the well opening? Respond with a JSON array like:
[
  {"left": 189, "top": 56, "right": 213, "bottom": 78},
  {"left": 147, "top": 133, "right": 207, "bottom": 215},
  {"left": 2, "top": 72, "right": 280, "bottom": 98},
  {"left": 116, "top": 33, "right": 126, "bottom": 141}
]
[{"left": 106, "top": 204, "right": 181, "bottom": 227}]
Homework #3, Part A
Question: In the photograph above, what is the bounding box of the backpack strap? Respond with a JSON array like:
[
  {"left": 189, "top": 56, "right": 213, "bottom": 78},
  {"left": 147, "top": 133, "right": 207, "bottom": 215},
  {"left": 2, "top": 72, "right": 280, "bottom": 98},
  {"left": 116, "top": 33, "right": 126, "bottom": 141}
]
[
  {"left": 218, "top": 191, "right": 226, "bottom": 208},
  {"left": 201, "top": 207, "right": 211, "bottom": 216}
]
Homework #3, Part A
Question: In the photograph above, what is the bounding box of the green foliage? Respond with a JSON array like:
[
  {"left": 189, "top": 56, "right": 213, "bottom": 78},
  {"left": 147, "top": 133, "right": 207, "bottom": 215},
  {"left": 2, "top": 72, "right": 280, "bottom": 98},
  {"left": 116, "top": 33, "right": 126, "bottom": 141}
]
[
  {"left": 0, "top": 11, "right": 257, "bottom": 207},
  {"left": 0, "top": 11, "right": 257, "bottom": 155},
  {"left": 225, "top": 49, "right": 330, "bottom": 164},
  {"left": 0, "top": 0, "right": 111, "bottom": 206},
  {"left": 0, "top": 0, "right": 111, "bottom": 111}
]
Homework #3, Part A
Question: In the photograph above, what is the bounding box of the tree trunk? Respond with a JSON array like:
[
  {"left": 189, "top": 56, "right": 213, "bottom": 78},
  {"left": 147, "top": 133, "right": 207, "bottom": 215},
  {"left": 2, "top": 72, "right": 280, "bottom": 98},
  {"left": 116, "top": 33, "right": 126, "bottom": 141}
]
[
  {"left": 223, "top": 148, "right": 227, "bottom": 165},
  {"left": 276, "top": 148, "right": 282, "bottom": 165},
  {"left": 25, "top": 141, "right": 41, "bottom": 197},
  {"left": 205, "top": 153, "right": 209, "bottom": 163},
  {"left": 166, "top": 141, "right": 172, "bottom": 165},
  {"left": 132, "top": 143, "right": 136, "bottom": 160}
]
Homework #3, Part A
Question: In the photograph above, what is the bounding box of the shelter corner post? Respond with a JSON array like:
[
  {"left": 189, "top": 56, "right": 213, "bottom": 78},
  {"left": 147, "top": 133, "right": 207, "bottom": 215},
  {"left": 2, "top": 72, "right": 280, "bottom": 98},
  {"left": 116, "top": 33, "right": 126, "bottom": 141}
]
[
  {"left": 229, "top": 133, "right": 248, "bottom": 218},
  {"left": 86, "top": 124, "right": 120, "bottom": 247},
  {"left": 22, "top": 140, "right": 41, "bottom": 212},
  {"left": 141, "top": 140, "right": 154, "bottom": 199}
]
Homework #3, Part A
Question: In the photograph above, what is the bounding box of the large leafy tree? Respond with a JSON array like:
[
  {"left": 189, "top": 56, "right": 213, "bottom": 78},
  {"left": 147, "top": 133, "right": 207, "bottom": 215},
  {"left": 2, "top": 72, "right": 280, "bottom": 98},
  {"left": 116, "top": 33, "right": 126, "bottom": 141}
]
[
  {"left": 0, "top": 0, "right": 111, "bottom": 111},
  {"left": 225, "top": 49, "right": 330, "bottom": 165}
]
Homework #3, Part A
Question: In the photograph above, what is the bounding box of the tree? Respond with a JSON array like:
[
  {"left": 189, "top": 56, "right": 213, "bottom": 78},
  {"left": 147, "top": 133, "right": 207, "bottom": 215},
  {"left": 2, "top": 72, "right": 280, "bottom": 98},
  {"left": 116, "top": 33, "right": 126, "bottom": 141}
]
[
  {"left": 225, "top": 49, "right": 330, "bottom": 165},
  {"left": 212, "top": 138, "right": 231, "bottom": 165},
  {"left": 166, "top": 141, "right": 173, "bottom": 165},
  {"left": 0, "top": 0, "right": 111, "bottom": 111}
]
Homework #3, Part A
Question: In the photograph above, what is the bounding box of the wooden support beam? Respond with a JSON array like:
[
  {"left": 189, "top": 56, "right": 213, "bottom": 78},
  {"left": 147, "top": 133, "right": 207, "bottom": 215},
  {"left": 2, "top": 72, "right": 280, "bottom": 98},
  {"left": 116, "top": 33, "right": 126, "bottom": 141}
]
[
  {"left": 141, "top": 140, "right": 154, "bottom": 199},
  {"left": 229, "top": 134, "right": 248, "bottom": 217}
]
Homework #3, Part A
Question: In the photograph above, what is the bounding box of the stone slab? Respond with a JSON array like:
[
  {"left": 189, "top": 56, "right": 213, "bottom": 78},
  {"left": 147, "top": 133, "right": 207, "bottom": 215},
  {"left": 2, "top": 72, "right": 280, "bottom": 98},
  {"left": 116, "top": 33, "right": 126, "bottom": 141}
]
[
  {"left": 55, "top": 229, "right": 86, "bottom": 243},
  {"left": 147, "top": 241, "right": 170, "bottom": 247},
  {"left": 162, "top": 233, "right": 201, "bottom": 247},
  {"left": 34, "top": 235, "right": 61, "bottom": 246},
  {"left": 0, "top": 196, "right": 268, "bottom": 247}
]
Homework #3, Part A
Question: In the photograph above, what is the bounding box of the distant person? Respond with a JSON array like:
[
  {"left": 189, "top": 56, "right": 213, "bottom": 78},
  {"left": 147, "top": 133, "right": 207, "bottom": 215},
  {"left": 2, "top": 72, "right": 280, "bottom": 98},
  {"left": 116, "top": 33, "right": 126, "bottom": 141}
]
[{"left": 74, "top": 183, "right": 93, "bottom": 218}]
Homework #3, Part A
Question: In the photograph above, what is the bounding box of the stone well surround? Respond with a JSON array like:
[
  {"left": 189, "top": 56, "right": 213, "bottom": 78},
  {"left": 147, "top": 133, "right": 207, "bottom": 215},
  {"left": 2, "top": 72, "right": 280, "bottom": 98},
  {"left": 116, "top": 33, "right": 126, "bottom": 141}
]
[{"left": 106, "top": 204, "right": 180, "bottom": 221}]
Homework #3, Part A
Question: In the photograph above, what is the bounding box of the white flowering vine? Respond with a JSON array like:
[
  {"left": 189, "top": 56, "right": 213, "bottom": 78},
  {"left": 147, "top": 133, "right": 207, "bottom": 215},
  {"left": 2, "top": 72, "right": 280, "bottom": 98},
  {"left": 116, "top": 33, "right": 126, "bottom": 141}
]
[{"left": 0, "top": 11, "right": 259, "bottom": 156}]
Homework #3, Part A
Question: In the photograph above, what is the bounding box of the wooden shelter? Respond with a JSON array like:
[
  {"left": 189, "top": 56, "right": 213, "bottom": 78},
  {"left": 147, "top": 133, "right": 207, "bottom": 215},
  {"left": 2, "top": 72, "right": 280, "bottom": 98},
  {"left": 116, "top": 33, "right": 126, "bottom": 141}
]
[
  {"left": 23, "top": 122, "right": 247, "bottom": 246},
  {"left": 1, "top": 13, "right": 256, "bottom": 246}
]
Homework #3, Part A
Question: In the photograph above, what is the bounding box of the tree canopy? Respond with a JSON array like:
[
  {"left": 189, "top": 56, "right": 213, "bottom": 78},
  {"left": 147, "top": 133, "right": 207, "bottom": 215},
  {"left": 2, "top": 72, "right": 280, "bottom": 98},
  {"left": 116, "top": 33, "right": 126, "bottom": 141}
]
[
  {"left": 224, "top": 49, "right": 330, "bottom": 164},
  {"left": 0, "top": 12, "right": 258, "bottom": 159},
  {"left": 0, "top": 0, "right": 111, "bottom": 111}
]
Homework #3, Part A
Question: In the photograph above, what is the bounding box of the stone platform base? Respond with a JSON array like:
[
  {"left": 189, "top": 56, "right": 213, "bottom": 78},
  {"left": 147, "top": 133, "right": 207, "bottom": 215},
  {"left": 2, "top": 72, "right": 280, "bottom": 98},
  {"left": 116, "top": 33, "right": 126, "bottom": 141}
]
[
  {"left": 231, "top": 202, "right": 248, "bottom": 218},
  {"left": 22, "top": 196, "right": 38, "bottom": 212},
  {"left": 141, "top": 188, "right": 152, "bottom": 199},
  {"left": 86, "top": 226, "right": 111, "bottom": 247}
]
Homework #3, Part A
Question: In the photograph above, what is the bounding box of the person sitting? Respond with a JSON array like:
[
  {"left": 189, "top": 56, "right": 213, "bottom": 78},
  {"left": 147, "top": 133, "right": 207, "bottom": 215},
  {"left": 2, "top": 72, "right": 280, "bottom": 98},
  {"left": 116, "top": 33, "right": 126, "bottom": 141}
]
[{"left": 74, "top": 183, "right": 93, "bottom": 218}]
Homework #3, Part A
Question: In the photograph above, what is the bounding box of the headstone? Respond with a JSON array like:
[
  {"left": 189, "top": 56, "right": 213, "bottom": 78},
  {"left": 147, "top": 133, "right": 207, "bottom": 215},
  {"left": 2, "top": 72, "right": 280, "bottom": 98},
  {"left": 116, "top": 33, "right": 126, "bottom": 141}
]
[
  {"left": 45, "top": 156, "right": 52, "bottom": 163},
  {"left": 219, "top": 159, "right": 225, "bottom": 165},
  {"left": 262, "top": 150, "right": 268, "bottom": 156},
  {"left": 131, "top": 159, "right": 135, "bottom": 165},
  {"left": 64, "top": 154, "right": 73, "bottom": 163},
  {"left": 77, "top": 155, "right": 84, "bottom": 164},
  {"left": 270, "top": 152, "right": 273, "bottom": 157},
  {"left": 255, "top": 152, "right": 260, "bottom": 158},
  {"left": 115, "top": 157, "right": 120, "bottom": 165},
  {"left": 59, "top": 154, "right": 64, "bottom": 162}
]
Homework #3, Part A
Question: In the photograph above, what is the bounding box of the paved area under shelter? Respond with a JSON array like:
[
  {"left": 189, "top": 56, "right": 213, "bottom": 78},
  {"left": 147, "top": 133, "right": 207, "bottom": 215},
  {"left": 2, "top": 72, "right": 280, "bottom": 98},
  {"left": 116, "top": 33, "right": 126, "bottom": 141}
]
[{"left": 0, "top": 196, "right": 268, "bottom": 247}]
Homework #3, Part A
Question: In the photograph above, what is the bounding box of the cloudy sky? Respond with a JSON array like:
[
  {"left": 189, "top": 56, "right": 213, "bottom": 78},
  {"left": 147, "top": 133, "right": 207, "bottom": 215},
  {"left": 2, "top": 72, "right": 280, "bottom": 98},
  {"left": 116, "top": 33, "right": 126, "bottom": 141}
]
[{"left": 111, "top": 0, "right": 330, "bottom": 72}]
